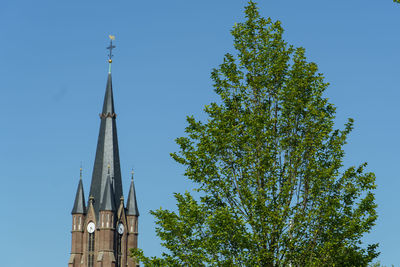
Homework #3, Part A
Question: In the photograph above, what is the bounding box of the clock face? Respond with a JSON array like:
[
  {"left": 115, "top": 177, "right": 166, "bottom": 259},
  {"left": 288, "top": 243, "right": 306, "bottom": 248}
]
[
  {"left": 87, "top": 222, "right": 95, "bottom": 233},
  {"left": 117, "top": 223, "right": 124, "bottom": 235}
]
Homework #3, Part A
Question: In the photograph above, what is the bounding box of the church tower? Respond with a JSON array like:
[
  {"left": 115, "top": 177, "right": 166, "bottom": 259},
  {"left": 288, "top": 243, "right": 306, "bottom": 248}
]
[{"left": 69, "top": 36, "right": 139, "bottom": 267}]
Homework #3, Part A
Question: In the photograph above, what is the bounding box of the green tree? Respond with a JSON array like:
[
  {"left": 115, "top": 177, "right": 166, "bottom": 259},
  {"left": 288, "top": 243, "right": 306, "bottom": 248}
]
[
  {"left": 132, "top": 1, "right": 378, "bottom": 266},
  {"left": 395, "top": 0, "right": 400, "bottom": 4}
]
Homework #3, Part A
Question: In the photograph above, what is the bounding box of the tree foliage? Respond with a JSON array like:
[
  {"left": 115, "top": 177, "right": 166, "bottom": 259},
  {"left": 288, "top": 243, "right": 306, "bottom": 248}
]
[{"left": 132, "top": 1, "right": 378, "bottom": 266}]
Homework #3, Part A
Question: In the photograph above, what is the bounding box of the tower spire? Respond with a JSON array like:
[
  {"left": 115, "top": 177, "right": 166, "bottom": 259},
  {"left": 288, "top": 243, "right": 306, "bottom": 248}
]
[
  {"left": 89, "top": 36, "right": 123, "bottom": 220},
  {"left": 69, "top": 38, "right": 139, "bottom": 267}
]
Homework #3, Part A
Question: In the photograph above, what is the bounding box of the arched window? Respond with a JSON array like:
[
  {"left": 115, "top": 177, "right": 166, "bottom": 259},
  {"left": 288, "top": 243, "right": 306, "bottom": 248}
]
[
  {"left": 88, "top": 231, "right": 95, "bottom": 267},
  {"left": 116, "top": 223, "right": 123, "bottom": 267}
]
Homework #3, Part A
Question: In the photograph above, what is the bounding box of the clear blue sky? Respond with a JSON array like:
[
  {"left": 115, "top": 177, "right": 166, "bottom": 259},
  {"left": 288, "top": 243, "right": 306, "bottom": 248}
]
[{"left": 0, "top": 0, "right": 399, "bottom": 266}]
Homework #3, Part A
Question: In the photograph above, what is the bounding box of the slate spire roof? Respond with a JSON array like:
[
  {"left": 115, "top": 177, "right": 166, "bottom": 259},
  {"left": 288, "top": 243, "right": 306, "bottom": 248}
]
[
  {"left": 71, "top": 170, "right": 86, "bottom": 214},
  {"left": 126, "top": 172, "right": 139, "bottom": 216},
  {"left": 88, "top": 64, "right": 123, "bottom": 219},
  {"left": 100, "top": 172, "right": 116, "bottom": 211}
]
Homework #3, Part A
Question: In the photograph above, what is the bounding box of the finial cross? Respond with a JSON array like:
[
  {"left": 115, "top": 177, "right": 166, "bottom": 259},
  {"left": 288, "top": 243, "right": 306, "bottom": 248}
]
[
  {"left": 80, "top": 162, "right": 83, "bottom": 179},
  {"left": 107, "top": 35, "right": 116, "bottom": 60}
]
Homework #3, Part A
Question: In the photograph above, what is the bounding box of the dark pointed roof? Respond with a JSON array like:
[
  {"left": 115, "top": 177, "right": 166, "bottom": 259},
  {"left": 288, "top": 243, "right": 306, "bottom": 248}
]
[
  {"left": 100, "top": 175, "right": 116, "bottom": 211},
  {"left": 89, "top": 71, "right": 123, "bottom": 218},
  {"left": 71, "top": 177, "right": 86, "bottom": 214},
  {"left": 126, "top": 177, "right": 139, "bottom": 216},
  {"left": 102, "top": 73, "right": 115, "bottom": 115}
]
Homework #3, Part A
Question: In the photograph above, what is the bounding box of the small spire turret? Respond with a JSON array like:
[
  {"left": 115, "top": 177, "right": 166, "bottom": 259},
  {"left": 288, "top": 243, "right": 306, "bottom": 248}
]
[
  {"left": 72, "top": 168, "right": 86, "bottom": 214},
  {"left": 126, "top": 169, "right": 139, "bottom": 216},
  {"left": 100, "top": 175, "right": 116, "bottom": 211}
]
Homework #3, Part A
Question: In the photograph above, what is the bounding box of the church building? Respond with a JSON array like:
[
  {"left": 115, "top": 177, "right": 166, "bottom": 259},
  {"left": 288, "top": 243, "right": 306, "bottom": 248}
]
[{"left": 69, "top": 37, "right": 139, "bottom": 267}]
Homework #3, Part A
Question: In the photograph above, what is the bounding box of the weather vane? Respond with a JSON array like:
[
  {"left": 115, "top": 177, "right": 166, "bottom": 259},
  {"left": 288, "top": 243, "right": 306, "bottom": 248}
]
[{"left": 107, "top": 35, "right": 116, "bottom": 62}]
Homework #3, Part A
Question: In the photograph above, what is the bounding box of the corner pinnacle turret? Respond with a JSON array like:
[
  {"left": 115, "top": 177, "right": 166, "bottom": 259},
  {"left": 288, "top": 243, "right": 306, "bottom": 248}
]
[
  {"left": 126, "top": 170, "right": 139, "bottom": 216},
  {"left": 71, "top": 168, "right": 86, "bottom": 214}
]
